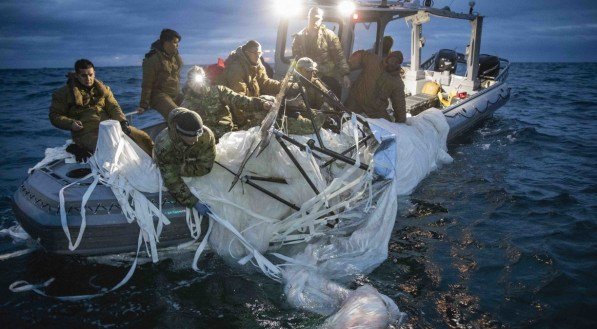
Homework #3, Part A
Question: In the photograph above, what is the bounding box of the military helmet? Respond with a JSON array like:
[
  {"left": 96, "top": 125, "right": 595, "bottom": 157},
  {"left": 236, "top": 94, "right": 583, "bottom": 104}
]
[{"left": 296, "top": 57, "right": 318, "bottom": 72}]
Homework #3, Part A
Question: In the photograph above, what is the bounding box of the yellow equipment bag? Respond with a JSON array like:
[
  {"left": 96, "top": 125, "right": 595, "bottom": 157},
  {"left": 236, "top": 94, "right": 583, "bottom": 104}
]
[{"left": 421, "top": 81, "right": 441, "bottom": 96}]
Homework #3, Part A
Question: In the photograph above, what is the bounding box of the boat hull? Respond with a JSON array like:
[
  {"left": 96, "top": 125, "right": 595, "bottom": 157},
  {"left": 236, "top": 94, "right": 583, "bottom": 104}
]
[
  {"left": 12, "top": 160, "right": 197, "bottom": 256},
  {"left": 443, "top": 82, "right": 511, "bottom": 141},
  {"left": 12, "top": 83, "right": 510, "bottom": 256}
]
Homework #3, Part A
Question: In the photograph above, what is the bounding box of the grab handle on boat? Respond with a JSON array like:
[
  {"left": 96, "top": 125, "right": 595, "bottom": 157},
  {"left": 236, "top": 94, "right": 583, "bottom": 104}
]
[{"left": 124, "top": 111, "right": 137, "bottom": 124}]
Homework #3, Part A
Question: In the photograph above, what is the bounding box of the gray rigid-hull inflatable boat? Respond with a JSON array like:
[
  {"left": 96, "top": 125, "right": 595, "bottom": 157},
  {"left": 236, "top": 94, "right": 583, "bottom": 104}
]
[
  {"left": 11, "top": 74, "right": 510, "bottom": 256},
  {"left": 13, "top": 1, "right": 512, "bottom": 256},
  {"left": 11, "top": 122, "right": 200, "bottom": 256}
]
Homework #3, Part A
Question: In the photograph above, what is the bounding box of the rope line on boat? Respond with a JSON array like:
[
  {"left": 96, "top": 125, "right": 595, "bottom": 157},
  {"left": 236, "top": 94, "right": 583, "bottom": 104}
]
[{"left": 444, "top": 86, "right": 510, "bottom": 119}]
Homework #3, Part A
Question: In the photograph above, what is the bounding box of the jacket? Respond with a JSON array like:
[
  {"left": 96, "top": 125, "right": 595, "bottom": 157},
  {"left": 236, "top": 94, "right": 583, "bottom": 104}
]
[
  {"left": 140, "top": 40, "right": 184, "bottom": 109},
  {"left": 154, "top": 108, "right": 216, "bottom": 207},
  {"left": 292, "top": 25, "right": 350, "bottom": 81},
  {"left": 49, "top": 75, "right": 126, "bottom": 139},
  {"left": 218, "top": 46, "right": 280, "bottom": 97},
  {"left": 344, "top": 50, "right": 406, "bottom": 123}
]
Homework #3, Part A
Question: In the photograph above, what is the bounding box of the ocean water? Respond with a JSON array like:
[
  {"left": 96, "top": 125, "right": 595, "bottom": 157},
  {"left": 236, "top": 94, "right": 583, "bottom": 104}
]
[{"left": 0, "top": 63, "right": 595, "bottom": 328}]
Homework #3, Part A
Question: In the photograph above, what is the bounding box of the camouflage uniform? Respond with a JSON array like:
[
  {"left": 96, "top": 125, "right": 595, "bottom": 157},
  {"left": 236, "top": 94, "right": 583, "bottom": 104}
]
[
  {"left": 140, "top": 41, "right": 184, "bottom": 118},
  {"left": 49, "top": 75, "right": 154, "bottom": 154},
  {"left": 292, "top": 25, "right": 350, "bottom": 85},
  {"left": 153, "top": 108, "right": 216, "bottom": 207},
  {"left": 282, "top": 75, "right": 332, "bottom": 134},
  {"left": 218, "top": 46, "right": 281, "bottom": 97},
  {"left": 345, "top": 50, "right": 406, "bottom": 123},
  {"left": 181, "top": 84, "right": 269, "bottom": 140}
]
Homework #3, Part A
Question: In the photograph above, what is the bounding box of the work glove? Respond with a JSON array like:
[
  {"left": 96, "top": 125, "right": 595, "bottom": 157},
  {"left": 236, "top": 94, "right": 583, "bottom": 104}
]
[
  {"left": 194, "top": 202, "right": 210, "bottom": 216},
  {"left": 66, "top": 143, "right": 93, "bottom": 163},
  {"left": 120, "top": 120, "right": 132, "bottom": 136}
]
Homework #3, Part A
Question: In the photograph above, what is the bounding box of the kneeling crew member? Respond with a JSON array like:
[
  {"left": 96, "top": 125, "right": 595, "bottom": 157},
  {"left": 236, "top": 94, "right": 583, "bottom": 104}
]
[
  {"left": 182, "top": 66, "right": 272, "bottom": 141},
  {"left": 49, "top": 59, "right": 153, "bottom": 159},
  {"left": 154, "top": 108, "right": 216, "bottom": 214}
]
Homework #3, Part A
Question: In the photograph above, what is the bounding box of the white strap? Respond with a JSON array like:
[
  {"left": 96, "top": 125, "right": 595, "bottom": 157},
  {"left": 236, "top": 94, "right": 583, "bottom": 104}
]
[{"left": 9, "top": 231, "right": 143, "bottom": 301}]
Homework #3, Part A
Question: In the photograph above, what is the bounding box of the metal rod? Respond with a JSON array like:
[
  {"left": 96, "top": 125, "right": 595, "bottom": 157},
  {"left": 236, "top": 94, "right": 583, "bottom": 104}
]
[
  {"left": 245, "top": 176, "right": 287, "bottom": 184},
  {"left": 297, "top": 82, "right": 324, "bottom": 148},
  {"left": 307, "top": 139, "right": 369, "bottom": 171},
  {"left": 241, "top": 176, "right": 300, "bottom": 211},
  {"left": 320, "top": 134, "right": 373, "bottom": 169},
  {"left": 276, "top": 136, "right": 320, "bottom": 195},
  {"left": 215, "top": 161, "right": 298, "bottom": 210},
  {"left": 274, "top": 129, "right": 369, "bottom": 171}
]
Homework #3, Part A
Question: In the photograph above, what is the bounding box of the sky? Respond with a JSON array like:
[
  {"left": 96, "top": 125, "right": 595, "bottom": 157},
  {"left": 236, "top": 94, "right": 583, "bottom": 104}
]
[{"left": 0, "top": 0, "right": 596, "bottom": 69}]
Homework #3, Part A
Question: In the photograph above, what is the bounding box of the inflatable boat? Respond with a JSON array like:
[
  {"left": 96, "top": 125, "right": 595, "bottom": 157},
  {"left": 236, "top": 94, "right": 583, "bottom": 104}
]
[{"left": 12, "top": 1, "right": 510, "bottom": 256}]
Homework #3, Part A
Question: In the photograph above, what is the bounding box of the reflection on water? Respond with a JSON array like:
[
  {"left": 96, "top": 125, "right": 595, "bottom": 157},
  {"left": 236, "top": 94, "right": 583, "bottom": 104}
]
[{"left": 0, "top": 63, "right": 596, "bottom": 328}]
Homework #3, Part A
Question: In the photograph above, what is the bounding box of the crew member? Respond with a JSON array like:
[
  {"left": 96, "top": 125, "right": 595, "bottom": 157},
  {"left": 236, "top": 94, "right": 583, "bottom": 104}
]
[
  {"left": 181, "top": 66, "right": 273, "bottom": 139},
  {"left": 49, "top": 59, "right": 153, "bottom": 160},
  {"left": 136, "top": 29, "right": 184, "bottom": 118},
  {"left": 345, "top": 50, "right": 407, "bottom": 123},
  {"left": 154, "top": 108, "right": 216, "bottom": 213},
  {"left": 218, "top": 40, "right": 281, "bottom": 98},
  {"left": 292, "top": 7, "right": 350, "bottom": 97}
]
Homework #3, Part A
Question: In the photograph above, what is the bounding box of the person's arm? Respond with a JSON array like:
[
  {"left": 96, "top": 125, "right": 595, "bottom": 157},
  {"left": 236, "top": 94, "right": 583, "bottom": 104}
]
[
  {"left": 217, "top": 85, "right": 267, "bottom": 112},
  {"left": 186, "top": 129, "right": 216, "bottom": 177},
  {"left": 291, "top": 33, "right": 304, "bottom": 59},
  {"left": 391, "top": 79, "right": 407, "bottom": 123},
  {"left": 155, "top": 145, "right": 198, "bottom": 208},
  {"left": 256, "top": 66, "right": 281, "bottom": 96},
  {"left": 222, "top": 62, "right": 249, "bottom": 95},
  {"left": 326, "top": 30, "right": 350, "bottom": 79},
  {"left": 49, "top": 88, "right": 77, "bottom": 130},
  {"left": 138, "top": 55, "right": 158, "bottom": 111},
  {"left": 103, "top": 86, "right": 127, "bottom": 122}
]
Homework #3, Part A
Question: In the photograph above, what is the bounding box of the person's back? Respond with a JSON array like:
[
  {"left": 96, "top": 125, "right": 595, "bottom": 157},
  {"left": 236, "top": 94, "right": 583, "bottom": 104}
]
[{"left": 345, "top": 50, "right": 406, "bottom": 123}]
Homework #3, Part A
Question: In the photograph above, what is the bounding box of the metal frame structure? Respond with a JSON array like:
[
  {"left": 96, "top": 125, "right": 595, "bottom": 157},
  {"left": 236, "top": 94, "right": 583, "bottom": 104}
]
[{"left": 224, "top": 68, "right": 374, "bottom": 212}]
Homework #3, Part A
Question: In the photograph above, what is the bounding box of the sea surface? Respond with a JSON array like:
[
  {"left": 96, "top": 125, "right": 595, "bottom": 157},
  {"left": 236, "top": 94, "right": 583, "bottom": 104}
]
[{"left": 0, "top": 63, "right": 595, "bottom": 328}]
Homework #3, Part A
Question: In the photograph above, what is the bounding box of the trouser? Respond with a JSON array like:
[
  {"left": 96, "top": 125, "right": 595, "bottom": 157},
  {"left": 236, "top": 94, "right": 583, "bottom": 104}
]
[
  {"left": 74, "top": 126, "right": 154, "bottom": 156},
  {"left": 150, "top": 93, "right": 182, "bottom": 119},
  {"left": 320, "top": 75, "right": 342, "bottom": 99}
]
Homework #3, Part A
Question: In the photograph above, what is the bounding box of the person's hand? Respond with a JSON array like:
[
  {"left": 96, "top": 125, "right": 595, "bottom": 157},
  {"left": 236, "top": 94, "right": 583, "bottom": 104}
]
[
  {"left": 194, "top": 202, "right": 210, "bottom": 216},
  {"left": 71, "top": 120, "right": 84, "bottom": 131},
  {"left": 120, "top": 120, "right": 132, "bottom": 136},
  {"left": 342, "top": 76, "right": 351, "bottom": 89},
  {"left": 263, "top": 100, "right": 273, "bottom": 111},
  {"left": 135, "top": 106, "right": 146, "bottom": 114}
]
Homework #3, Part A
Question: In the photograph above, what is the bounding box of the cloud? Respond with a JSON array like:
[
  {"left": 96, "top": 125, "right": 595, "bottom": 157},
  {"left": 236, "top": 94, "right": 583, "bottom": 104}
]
[{"left": 1, "top": 0, "right": 596, "bottom": 68}]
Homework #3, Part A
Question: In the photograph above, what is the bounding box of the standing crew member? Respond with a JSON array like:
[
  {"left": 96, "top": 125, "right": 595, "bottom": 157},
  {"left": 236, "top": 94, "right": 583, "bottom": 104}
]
[
  {"left": 345, "top": 50, "right": 407, "bottom": 123},
  {"left": 136, "top": 29, "right": 183, "bottom": 118},
  {"left": 49, "top": 59, "right": 153, "bottom": 159},
  {"left": 154, "top": 108, "right": 216, "bottom": 213},
  {"left": 292, "top": 7, "right": 350, "bottom": 97}
]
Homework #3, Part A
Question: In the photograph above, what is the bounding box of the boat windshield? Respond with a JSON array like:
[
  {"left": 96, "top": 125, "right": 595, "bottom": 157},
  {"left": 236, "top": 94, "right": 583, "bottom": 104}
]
[{"left": 353, "top": 21, "right": 378, "bottom": 53}]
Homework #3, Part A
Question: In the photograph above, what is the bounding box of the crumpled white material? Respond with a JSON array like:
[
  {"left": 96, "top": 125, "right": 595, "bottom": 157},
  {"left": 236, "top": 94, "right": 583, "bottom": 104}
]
[{"left": 27, "top": 108, "right": 452, "bottom": 326}]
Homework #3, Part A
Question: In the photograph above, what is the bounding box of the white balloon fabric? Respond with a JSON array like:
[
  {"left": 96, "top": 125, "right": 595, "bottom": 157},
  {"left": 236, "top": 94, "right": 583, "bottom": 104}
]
[{"left": 33, "top": 108, "right": 452, "bottom": 326}]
